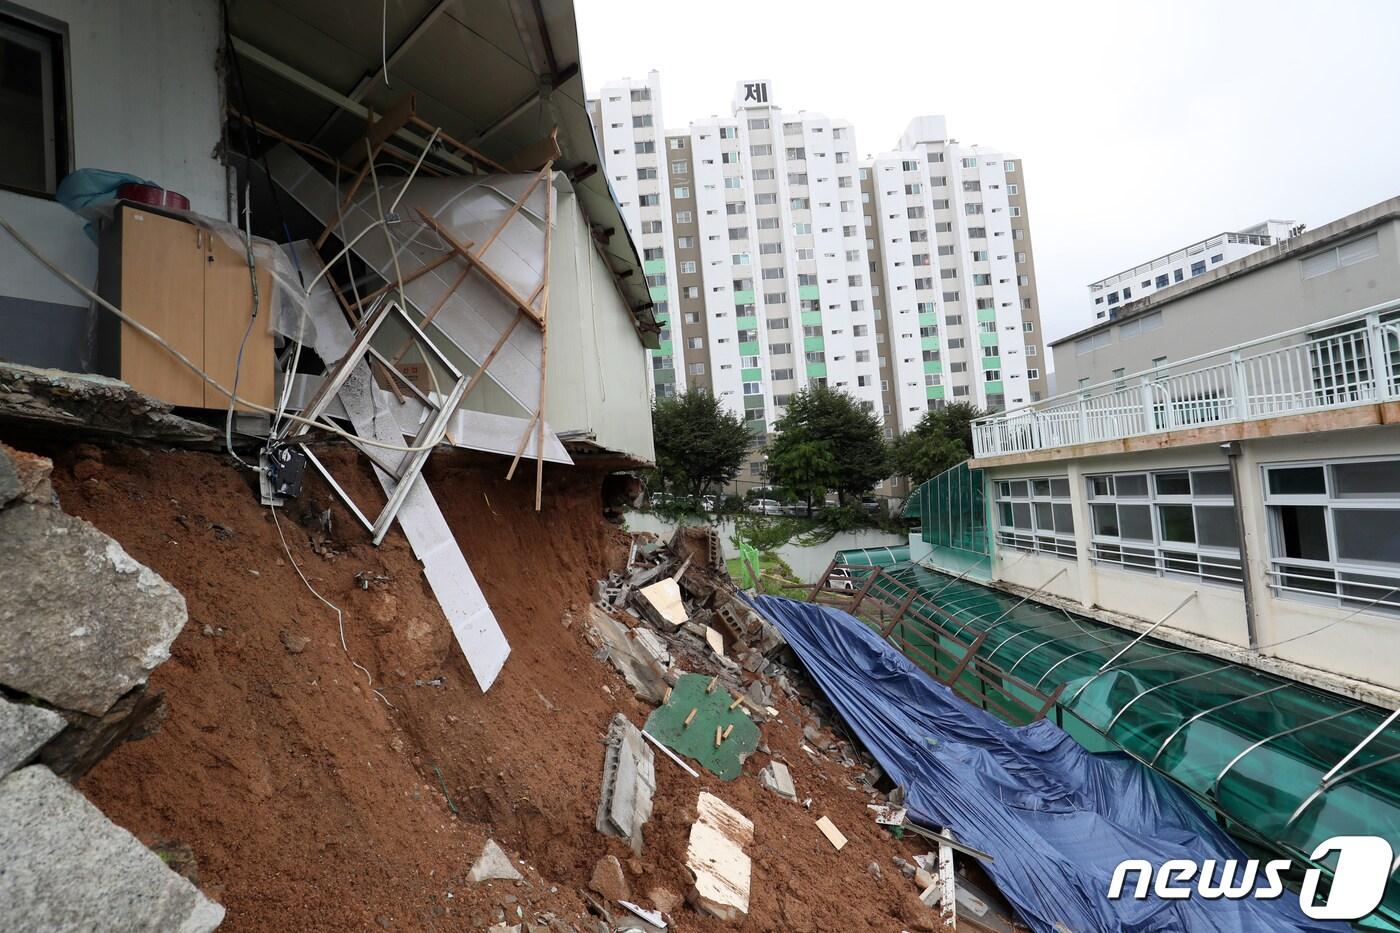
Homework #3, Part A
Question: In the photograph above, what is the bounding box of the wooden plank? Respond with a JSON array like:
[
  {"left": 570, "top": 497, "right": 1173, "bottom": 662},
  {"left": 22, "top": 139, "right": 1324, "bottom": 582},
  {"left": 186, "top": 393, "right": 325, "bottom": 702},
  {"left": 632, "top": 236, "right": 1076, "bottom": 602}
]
[
  {"left": 414, "top": 209, "right": 545, "bottom": 328},
  {"left": 119, "top": 208, "right": 206, "bottom": 408},
  {"left": 346, "top": 91, "right": 416, "bottom": 167},
  {"left": 410, "top": 115, "right": 508, "bottom": 173},
  {"left": 808, "top": 558, "right": 838, "bottom": 602},
  {"left": 849, "top": 567, "right": 883, "bottom": 615},
  {"left": 815, "top": 816, "right": 847, "bottom": 850}
]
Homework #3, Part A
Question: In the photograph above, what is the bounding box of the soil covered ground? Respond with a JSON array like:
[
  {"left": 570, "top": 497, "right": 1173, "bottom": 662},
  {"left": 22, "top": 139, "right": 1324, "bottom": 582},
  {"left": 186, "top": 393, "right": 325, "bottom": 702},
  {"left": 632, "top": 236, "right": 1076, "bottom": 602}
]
[{"left": 21, "top": 436, "right": 944, "bottom": 931}]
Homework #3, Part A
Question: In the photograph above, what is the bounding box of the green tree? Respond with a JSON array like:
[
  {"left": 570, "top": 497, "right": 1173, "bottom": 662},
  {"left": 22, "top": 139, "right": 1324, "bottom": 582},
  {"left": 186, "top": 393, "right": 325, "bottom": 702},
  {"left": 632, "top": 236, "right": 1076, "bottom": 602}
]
[
  {"left": 767, "top": 386, "right": 889, "bottom": 501},
  {"left": 766, "top": 436, "right": 839, "bottom": 511},
  {"left": 889, "top": 401, "right": 984, "bottom": 487},
  {"left": 651, "top": 390, "right": 752, "bottom": 499}
]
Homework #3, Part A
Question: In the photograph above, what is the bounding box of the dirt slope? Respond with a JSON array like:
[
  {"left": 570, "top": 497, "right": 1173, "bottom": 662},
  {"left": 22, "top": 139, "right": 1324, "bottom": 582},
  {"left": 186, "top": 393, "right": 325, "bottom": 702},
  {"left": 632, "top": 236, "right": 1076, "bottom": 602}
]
[{"left": 25, "top": 438, "right": 941, "bottom": 931}]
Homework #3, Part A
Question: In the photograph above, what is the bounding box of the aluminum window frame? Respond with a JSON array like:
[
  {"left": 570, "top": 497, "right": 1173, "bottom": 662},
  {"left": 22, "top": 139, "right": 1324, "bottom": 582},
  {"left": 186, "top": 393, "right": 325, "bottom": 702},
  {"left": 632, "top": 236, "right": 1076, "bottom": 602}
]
[
  {"left": 1261, "top": 456, "right": 1400, "bottom": 614},
  {"left": 994, "top": 475, "right": 1077, "bottom": 560},
  {"left": 1085, "top": 467, "right": 1244, "bottom": 587}
]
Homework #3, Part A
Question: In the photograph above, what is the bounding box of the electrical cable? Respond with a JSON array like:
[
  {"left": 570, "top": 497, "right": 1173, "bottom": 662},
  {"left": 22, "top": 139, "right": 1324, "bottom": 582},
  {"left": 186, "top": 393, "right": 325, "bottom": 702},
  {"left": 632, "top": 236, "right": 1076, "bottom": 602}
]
[{"left": 270, "top": 502, "right": 392, "bottom": 708}]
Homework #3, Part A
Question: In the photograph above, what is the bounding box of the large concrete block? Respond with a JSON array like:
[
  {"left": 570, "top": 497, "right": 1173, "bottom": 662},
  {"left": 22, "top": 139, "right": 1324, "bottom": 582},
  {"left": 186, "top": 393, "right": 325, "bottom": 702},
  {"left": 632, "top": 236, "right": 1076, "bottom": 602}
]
[
  {"left": 0, "top": 696, "right": 65, "bottom": 776},
  {"left": 0, "top": 504, "right": 188, "bottom": 716},
  {"left": 596, "top": 714, "right": 655, "bottom": 854},
  {"left": 0, "top": 766, "right": 224, "bottom": 931}
]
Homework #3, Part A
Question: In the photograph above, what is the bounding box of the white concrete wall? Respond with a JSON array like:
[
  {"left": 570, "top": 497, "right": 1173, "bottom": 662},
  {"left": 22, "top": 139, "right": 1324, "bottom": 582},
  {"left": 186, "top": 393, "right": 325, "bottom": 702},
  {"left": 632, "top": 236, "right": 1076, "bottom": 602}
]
[
  {"left": 623, "top": 511, "right": 907, "bottom": 583},
  {"left": 0, "top": 0, "right": 226, "bottom": 309},
  {"left": 984, "top": 425, "right": 1400, "bottom": 694},
  {"left": 547, "top": 181, "right": 655, "bottom": 464}
]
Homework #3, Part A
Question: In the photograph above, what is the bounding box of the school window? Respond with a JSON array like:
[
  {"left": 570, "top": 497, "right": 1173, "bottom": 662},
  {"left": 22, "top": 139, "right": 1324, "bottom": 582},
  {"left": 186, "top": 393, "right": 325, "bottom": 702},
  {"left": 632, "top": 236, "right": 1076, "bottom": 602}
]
[
  {"left": 0, "top": 10, "right": 69, "bottom": 195},
  {"left": 1263, "top": 458, "right": 1400, "bottom": 613},
  {"left": 995, "top": 477, "right": 1077, "bottom": 559},
  {"left": 669, "top": 138, "right": 686, "bottom": 150},
  {"left": 1086, "top": 469, "right": 1242, "bottom": 586}
]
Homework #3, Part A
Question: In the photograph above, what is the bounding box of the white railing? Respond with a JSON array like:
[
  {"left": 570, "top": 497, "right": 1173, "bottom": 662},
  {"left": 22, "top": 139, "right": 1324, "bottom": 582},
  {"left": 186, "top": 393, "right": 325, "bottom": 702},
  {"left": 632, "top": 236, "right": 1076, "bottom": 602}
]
[
  {"left": 1087, "top": 231, "right": 1274, "bottom": 291},
  {"left": 974, "top": 300, "right": 1400, "bottom": 458}
]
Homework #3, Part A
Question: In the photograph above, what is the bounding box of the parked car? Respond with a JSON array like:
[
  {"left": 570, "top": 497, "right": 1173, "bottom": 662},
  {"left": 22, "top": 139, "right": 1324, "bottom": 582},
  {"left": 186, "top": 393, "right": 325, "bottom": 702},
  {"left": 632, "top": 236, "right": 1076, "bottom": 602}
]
[
  {"left": 826, "top": 567, "right": 856, "bottom": 591},
  {"left": 860, "top": 496, "right": 883, "bottom": 514},
  {"left": 749, "top": 498, "right": 784, "bottom": 515}
]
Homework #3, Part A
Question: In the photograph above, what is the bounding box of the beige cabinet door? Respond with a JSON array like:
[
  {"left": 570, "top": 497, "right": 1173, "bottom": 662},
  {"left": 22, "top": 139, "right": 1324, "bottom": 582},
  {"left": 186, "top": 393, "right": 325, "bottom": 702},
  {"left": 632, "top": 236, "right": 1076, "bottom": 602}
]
[
  {"left": 204, "top": 233, "right": 276, "bottom": 412},
  {"left": 119, "top": 208, "right": 206, "bottom": 408}
]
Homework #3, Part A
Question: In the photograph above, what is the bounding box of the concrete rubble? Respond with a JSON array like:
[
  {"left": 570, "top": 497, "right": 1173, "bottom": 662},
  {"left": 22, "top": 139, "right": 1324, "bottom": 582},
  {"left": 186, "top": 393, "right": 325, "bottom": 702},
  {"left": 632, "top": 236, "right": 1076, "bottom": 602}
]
[
  {"left": 685, "top": 791, "right": 753, "bottom": 921},
  {"left": 595, "top": 713, "right": 656, "bottom": 854},
  {"left": 0, "top": 696, "right": 65, "bottom": 776},
  {"left": 0, "top": 500, "right": 188, "bottom": 716},
  {"left": 758, "top": 760, "right": 797, "bottom": 801},
  {"left": 0, "top": 444, "right": 224, "bottom": 927},
  {"left": 470, "top": 839, "right": 525, "bottom": 883},
  {"left": 0, "top": 765, "right": 225, "bottom": 932}
]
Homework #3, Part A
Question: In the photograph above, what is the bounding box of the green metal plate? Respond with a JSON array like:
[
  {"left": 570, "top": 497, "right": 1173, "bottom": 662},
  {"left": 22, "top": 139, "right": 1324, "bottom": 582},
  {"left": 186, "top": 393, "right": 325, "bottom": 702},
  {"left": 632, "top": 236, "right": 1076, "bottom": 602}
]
[{"left": 644, "top": 673, "right": 760, "bottom": 781}]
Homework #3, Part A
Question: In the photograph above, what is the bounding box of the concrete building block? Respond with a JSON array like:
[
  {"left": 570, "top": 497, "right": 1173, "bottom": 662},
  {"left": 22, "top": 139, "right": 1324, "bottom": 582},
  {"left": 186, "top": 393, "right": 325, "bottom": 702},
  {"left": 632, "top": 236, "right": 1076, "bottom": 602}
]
[
  {"left": 0, "top": 697, "right": 65, "bottom": 776},
  {"left": 596, "top": 714, "right": 655, "bottom": 854},
  {"left": 0, "top": 765, "right": 223, "bottom": 932},
  {"left": 758, "top": 761, "right": 796, "bottom": 801},
  {"left": 686, "top": 792, "right": 753, "bottom": 921},
  {"left": 0, "top": 504, "right": 188, "bottom": 716},
  {"left": 469, "top": 839, "right": 523, "bottom": 883}
]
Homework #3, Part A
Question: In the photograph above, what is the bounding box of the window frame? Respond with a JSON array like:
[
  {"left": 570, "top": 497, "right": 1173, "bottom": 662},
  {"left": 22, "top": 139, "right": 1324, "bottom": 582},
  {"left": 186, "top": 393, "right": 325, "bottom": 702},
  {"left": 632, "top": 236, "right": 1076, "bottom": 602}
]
[
  {"left": 1261, "top": 456, "right": 1400, "bottom": 614},
  {"left": 0, "top": 7, "right": 72, "bottom": 198},
  {"left": 1086, "top": 467, "right": 1243, "bottom": 587},
  {"left": 995, "top": 475, "right": 1077, "bottom": 559}
]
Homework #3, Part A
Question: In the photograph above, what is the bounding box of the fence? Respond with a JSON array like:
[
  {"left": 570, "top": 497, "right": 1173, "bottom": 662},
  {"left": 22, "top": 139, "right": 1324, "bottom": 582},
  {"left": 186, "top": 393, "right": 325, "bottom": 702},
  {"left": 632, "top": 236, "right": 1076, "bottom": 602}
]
[{"left": 974, "top": 300, "right": 1400, "bottom": 458}]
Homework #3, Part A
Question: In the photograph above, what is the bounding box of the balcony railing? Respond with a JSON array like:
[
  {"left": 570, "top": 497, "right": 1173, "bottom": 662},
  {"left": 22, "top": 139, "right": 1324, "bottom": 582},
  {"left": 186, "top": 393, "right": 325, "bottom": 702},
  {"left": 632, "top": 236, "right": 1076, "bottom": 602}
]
[
  {"left": 973, "top": 299, "right": 1400, "bottom": 458},
  {"left": 1087, "top": 231, "right": 1273, "bottom": 291}
]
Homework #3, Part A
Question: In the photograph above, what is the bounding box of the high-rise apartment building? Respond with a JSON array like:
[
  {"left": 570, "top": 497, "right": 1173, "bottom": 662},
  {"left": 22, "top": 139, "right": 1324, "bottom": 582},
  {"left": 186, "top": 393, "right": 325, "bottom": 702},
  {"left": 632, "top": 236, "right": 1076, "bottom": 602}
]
[{"left": 589, "top": 75, "right": 1046, "bottom": 482}]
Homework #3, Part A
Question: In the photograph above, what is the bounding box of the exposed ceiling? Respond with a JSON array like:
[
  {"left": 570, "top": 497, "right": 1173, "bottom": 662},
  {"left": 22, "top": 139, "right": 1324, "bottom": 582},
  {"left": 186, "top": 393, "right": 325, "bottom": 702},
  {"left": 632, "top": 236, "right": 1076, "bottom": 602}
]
[{"left": 226, "top": 0, "right": 657, "bottom": 345}]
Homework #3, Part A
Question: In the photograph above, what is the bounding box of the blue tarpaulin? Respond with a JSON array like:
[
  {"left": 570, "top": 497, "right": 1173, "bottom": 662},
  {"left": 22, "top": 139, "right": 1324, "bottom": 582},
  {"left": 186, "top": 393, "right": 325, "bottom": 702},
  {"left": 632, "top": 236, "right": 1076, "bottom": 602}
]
[{"left": 751, "top": 595, "right": 1340, "bottom": 933}]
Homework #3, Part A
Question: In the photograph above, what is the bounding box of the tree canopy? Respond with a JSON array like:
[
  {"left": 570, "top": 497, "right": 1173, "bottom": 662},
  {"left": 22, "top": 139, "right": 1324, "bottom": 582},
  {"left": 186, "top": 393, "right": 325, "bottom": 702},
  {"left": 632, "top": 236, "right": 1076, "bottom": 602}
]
[
  {"left": 651, "top": 390, "right": 752, "bottom": 499},
  {"left": 767, "top": 386, "right": 888, "bottom": 501},
  {"left": 888, "top": 401, "right": 984, "bottom": 487}
]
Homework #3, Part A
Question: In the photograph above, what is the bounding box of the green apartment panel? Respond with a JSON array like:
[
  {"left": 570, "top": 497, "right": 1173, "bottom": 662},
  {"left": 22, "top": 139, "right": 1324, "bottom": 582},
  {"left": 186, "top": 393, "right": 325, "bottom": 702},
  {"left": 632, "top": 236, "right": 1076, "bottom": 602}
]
[
  {"left": 800, "top": 310, "right": 824, "bottom": 327},
  {"left": 643, "top": 258, "right": 667, "bottom": 276},
  {"left": 743, "top": 394, "right": 765, "bottom": 410},
  {"left": 984, "top": 379, "right": 1004, "bottom": 393},
  {"left": 918, "top": 310, "right": 940, "bottom": 325},
  {"left": 803, "top": 336, "right": 825, "bottom": 353},
  {"left": 649, "top": 285, "right": 668, "bottom": 302},
  {"left": 923, "top": 360, "right": 943, "bottom": 374},
  {"left": 736, "top": 315, "right": 758, "bottom": 330},
  {"left": 979, "top": 331, "right": 1000, "bottom": 347},
  {"left": 921, "top": 336, "right": 941, "bottom": 351},
  {"left": 733, "top": 290, "right": 756, "bottom": 304},
  {"left": 798, "top": 284, "right": 821, "bottom": 301},
  {"left": 806, "top": 362, "right": 827, "bottom": 378},
  {"left": 741, "top": 367, "right": 763, "bottom": 382},
  {"left": 738, "top": 341, "right": 761, "bottom": 356},
  {"left": 981, "top": 355, "right": 1001, "bottom": 369},
  {"left": 656, "top": 340, "right": 673, "bottom": 356},
  {"left": 976, "top": 306, "right": 998, "bottom": 322},
  {"left": 653, "top": 368, "right": 676, "bottom": 385},
  {"left": 745, "top": 419, "right": 767, "bottom": 435},
  {"left": 925, "top": 383, "right": 945, "bottom": 400}
]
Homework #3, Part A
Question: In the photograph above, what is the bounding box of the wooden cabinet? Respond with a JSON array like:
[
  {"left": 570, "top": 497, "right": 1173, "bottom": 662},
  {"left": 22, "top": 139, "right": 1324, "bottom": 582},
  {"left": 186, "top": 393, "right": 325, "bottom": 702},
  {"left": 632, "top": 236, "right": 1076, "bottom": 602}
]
[{"left": 98, "top": 204, "right": 275, "bottom": 412}]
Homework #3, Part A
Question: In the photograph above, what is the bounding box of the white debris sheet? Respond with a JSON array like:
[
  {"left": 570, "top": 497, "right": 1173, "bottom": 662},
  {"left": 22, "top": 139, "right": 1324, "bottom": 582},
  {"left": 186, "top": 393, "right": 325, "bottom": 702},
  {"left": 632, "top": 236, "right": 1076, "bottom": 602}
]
[
  {"left": 289, "top": 242, "right": 511, "bottom": 692},
  {"left": 686, "top": 791, "right": 753, "bottom": 921}
]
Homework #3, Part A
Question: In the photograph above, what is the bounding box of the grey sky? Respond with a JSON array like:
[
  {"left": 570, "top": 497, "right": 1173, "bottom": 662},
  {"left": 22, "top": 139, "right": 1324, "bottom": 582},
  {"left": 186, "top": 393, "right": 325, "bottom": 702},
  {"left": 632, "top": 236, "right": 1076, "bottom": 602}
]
[{"left": 575, "top": 0, "right": 1400, "bottom": 350}]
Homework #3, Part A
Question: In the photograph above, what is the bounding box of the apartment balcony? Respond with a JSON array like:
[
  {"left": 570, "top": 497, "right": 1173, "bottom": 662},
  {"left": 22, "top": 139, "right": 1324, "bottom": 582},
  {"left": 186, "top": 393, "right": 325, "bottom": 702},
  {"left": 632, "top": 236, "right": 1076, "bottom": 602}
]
[{"left": 972, "top": 299, "right": 1400, "bottom": 461}]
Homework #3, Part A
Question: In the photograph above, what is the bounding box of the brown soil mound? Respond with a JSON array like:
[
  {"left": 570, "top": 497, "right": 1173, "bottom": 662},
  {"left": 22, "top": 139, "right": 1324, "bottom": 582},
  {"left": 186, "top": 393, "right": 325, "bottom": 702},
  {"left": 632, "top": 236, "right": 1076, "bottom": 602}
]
[{"left": 27, "top": 438, "right": 939, "bottom": 931}]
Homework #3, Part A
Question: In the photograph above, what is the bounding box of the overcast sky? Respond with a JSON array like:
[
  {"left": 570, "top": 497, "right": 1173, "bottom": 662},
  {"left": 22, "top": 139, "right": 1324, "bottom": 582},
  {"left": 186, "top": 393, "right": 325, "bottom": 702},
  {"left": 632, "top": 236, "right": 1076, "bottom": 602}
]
[{"left": 575, "top": 0, "right": 1400, "bottom": 348}]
